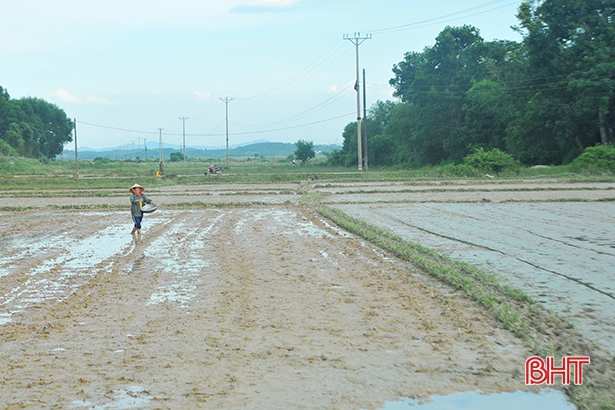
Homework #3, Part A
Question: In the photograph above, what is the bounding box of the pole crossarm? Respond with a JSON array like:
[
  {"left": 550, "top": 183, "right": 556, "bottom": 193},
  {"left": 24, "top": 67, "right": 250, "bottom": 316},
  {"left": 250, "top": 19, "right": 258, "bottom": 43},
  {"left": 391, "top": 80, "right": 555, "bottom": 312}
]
[{"left": 343, "top": 32, "right": 372, "bottom": 46}]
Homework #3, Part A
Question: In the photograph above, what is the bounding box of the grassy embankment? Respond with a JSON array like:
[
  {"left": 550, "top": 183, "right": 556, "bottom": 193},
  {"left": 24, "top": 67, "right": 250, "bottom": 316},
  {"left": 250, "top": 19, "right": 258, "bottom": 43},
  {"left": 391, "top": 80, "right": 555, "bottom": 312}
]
[{"left": 2, "top": 155, "right": 614, "bottom": 189}]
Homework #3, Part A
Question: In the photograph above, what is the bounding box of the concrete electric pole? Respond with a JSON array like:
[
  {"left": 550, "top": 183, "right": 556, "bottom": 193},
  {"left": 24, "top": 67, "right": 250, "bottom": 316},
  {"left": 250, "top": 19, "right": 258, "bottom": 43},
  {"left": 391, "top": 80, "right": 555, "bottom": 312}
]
[
  {"left": 73, "top": 118, "right": 79, "bottom": 177},
  {"left": 179, "top": 116, "right": 189, "bottom": 166},
  {"left": 158, "top": 128, "right": 164, "bottom": 176},
  {"left": 343, "top": 32, "right": 371, "bottom": 171},
  {"left": 363, "top": 68, "right": 368, "bottom": 171},
  {"left": 220, "top": 96, "right": 234, "bottom": 169}
]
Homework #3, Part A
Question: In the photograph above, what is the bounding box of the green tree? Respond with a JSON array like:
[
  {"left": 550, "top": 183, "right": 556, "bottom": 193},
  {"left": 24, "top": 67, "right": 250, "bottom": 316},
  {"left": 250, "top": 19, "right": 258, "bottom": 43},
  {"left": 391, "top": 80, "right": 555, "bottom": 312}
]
[
  {"left": 294, "top": 139, "right": 315, "bottom": 164},
  {"left": 389, "top": 25, "right": 489, "bottom": 166},
  {"left": 363, "top": 100, "right": 397, "bottom": 166},
  {"left": 511, "top": 0, "right": 615, "bottom": 163},
  {"left": 20, "top": 98, "right": 73, "bottom": 158},
  {"left": 3, "top": 123, "right": 25, "bottom": 154},
  {"left": 169, "top": 152, "right": 185, "bottom": 162}
]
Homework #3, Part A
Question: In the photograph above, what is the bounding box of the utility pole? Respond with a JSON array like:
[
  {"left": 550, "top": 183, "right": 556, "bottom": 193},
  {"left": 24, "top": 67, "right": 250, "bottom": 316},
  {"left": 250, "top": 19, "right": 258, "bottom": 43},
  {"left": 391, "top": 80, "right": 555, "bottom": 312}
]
[
  {"left": 158, "top": 128, "right": 164, "bottom": 176},
  {"left": 343, "top": 32, "right": 371, "bottom": 171},
  {"left": 363, "top": 68, "right": 368, "bottom": 171},
  {"left": 73, "top": 118, "right": 79, "bottom": 177},
  {"left": 220, "top": 96, "right": 234, "bottom": 169},
  {"left": 144, "top": 139, "right": 148, "bottom": 161},
  {"left": 179, "top": 116, "right": 189, "bottom": 166}
]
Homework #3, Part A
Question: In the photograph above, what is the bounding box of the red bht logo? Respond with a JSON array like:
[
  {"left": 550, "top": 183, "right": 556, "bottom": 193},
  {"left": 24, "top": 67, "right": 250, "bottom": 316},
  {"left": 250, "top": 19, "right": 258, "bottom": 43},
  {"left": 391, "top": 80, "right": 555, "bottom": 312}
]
[{"left": 525, "top": 356, "right": 590, "bottom": 385}]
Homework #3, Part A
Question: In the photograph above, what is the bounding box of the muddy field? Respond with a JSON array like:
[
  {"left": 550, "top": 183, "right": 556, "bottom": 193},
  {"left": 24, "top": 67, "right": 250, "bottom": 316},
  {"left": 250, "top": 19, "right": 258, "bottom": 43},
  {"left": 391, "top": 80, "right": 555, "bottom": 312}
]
[{"left": 1, "top": 179, "right": 613, "bottom": 409}]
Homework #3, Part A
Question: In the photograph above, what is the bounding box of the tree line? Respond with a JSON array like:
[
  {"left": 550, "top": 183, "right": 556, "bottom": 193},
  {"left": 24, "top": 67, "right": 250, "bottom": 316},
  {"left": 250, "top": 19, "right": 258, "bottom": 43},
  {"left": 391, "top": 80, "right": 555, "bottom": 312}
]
[
  {"left": 0, "top": 86, "right": 73, "bottom": 159},
  {"left": 329, "top": 0, "right": 615, "bottom": 168}
]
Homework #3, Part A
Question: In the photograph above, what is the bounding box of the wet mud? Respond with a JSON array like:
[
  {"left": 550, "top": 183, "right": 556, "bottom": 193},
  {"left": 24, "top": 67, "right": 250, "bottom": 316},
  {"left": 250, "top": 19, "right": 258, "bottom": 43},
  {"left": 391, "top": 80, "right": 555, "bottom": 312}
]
[
  {"left": 3, "top": 179, "right": 612, "bottom": 409},
  {"left": 0, "top": 207, "right": 545, "bottom": 409}
]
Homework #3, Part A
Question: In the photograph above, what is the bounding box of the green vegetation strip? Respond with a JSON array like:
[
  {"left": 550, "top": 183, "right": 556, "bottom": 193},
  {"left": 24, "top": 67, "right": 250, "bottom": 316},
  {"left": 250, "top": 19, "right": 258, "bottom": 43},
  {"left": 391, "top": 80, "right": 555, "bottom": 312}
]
[
  {"left": 317, "top": 197, "right": 615, "bottom": 205},
  {"left": 315, "top": 205, "right": 614, "bottom": 410},
  {"left": 327, "top": 186, "right": 615, "bottom": 195}
]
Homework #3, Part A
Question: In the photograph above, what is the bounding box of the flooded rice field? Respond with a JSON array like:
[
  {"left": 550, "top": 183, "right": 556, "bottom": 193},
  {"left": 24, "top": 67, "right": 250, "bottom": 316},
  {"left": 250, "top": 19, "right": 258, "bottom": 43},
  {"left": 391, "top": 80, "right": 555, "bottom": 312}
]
[
  {"left": 0, "top": 179, "right": 613, "bottom": 409},
  {"left": 335, "top": 202, "right": 615, "bottom": 357}
]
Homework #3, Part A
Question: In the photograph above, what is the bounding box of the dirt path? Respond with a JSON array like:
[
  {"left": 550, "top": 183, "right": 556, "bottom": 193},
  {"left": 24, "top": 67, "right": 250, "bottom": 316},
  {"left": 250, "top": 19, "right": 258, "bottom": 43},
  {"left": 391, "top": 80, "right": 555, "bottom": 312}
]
[{"left": 1, "top": 207, "right": 539, "bottom": 409}]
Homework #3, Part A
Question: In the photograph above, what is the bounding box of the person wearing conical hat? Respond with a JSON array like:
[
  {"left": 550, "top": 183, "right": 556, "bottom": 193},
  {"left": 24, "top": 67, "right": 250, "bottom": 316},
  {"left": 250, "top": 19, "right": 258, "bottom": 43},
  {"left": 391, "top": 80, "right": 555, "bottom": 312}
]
[{"left": 129, "top": 184, "right": 157, "bottom": 236}]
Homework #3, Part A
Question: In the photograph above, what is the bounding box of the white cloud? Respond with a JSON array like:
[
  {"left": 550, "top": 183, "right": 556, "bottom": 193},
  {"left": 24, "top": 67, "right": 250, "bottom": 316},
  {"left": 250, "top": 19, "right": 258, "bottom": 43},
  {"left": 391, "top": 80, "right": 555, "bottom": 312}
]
[
  {"left": 328, "top": 80, "right": 356, "bottom": 94},
  {"left": 84, "top": 95, "right": 116, "bottom": 104},
  {"left": 47, "top": 88, "right": 115, "bottom": 104},
  {"left": 231, "top": 0, "right": 301, "bottom": 13},
  {"left": 51, "top": 88, "right": 79, "bottom": 103},
  {"left": 193, "top": 91, "right": 212, "bottom": 100}
]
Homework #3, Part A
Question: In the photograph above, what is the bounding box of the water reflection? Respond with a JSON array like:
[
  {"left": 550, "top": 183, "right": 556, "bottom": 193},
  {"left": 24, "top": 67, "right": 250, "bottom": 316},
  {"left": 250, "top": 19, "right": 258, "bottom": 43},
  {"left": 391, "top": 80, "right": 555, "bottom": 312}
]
[{"left": 378, "top": 389, "right": 575, "bottom": 410}]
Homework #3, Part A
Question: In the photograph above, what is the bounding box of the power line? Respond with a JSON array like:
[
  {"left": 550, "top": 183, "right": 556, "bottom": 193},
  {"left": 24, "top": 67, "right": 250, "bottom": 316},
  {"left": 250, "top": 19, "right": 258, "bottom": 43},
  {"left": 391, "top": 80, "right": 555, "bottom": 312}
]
[
  {"left": 226, "top": 112, "right": 356, "bottom": 136},
  {"left": 231, "top": 83, "right": 355, "bottom": 128},
  {"left": 237, "top": 40, "right": 351, "bottom": 101},
  {"left": 365, "top": 0, "right": 521, "bottom": 34},
  {"left": 79, "top": 111, "right": 355, "bottom": 140}
]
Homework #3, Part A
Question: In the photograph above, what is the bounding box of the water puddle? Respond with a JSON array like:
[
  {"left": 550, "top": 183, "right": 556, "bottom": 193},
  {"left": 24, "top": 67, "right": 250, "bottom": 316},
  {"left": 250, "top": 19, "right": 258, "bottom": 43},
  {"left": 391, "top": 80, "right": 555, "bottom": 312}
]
[
  {"left": 71, "top": 386, "right": 153, "bottom": 409},
  {"left": 0, "top": 212, "right": 168, "bottom": 325},
  {"left": 378, "top": 389, "right": 575, "bottom": 409},
  {"left": 144, "top": 212, "right": 221, "bottom": 308},
  {"left": 234, "top": 208, "right": 336, "bottom": 238}
]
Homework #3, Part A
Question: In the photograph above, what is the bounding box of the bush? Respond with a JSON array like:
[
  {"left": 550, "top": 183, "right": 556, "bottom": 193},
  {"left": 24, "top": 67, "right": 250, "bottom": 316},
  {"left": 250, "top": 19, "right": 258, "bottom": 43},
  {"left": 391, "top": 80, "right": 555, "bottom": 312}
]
[
  {"left": 93, "top": 157, "right": 110, "bottom": 164},
  {"left": 463, "top": 148, "right": 517, "bottom": 175},
  {"left": 324, "top": 149, "right": 346, "bottom": 166},
  {"left": 438, "top": 163, "right": 481, "bottom": 177},
  {"left": 169, "top": 152, "right": 185, "bottom": 162},
  {"left": 570, "top": 144, "right": 615, "bottom": 172},
  {"left": 0, "top": 141, "right": 17, "bottom": 156}
]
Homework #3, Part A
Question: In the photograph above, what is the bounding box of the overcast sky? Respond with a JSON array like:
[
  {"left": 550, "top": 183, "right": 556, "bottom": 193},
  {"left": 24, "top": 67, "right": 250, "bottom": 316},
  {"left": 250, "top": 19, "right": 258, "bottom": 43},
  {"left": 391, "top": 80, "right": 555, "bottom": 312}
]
[{"left": 0, "top": 0, "right": 523, "bottom": 151}]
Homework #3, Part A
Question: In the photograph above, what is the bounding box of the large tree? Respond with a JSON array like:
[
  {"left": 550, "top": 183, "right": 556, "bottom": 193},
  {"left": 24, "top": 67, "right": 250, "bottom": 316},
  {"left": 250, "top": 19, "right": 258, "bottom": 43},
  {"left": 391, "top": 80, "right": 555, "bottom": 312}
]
[
  {"left": 331, "top": 1, "right": 615, "bottom": 168},
  {"left": 294, "top": 139, "right": 315, "bottom": 163},
  {"left": 512, "top": 0, "right": 615, "bottom": 163},
  {"left": 389, "top": 25, "right": 490, "bottom": 166},
  {"left": 0, "top": 86, "right": 73, "bottom": 159}
]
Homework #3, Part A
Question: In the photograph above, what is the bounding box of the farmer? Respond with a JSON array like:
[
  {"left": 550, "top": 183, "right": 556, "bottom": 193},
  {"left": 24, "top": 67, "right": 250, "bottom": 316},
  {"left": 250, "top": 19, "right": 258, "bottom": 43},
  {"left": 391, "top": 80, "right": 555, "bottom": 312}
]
[{"left": 129, "top": 183, "right": 157, "bottom": 235}]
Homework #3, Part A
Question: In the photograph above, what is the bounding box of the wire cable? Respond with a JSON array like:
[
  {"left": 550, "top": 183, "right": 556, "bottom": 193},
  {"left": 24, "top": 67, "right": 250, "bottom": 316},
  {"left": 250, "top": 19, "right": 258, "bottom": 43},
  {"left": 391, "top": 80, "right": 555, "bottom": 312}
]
[
  {"left": 366, "top": 0, "right": 522, "bottom": 34},
  {"left": 236, "top": 40, "right": 350, "bottom": 101}
]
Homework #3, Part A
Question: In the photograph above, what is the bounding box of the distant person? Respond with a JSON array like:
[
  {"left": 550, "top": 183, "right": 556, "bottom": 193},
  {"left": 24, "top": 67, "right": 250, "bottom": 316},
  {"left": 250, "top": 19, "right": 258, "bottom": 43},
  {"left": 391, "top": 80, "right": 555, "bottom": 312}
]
[
  {"left": 129, "top": 183, "right": 157, "bottom": 236},
  {"left": 208, "top": 163, "right": 215, "bottom": 174}
]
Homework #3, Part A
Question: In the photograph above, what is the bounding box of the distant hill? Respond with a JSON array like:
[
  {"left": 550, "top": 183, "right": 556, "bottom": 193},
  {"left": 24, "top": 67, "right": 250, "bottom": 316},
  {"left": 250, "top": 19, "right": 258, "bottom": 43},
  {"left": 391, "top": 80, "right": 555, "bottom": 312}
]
[{"left": 60, "top": 141, "right": 340, "bottom": 160}]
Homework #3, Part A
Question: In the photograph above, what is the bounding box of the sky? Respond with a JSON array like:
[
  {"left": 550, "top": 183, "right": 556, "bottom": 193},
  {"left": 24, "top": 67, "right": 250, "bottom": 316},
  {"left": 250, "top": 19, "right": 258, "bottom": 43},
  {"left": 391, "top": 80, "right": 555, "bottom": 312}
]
[{"left": 0, "top": 0, "right": 524, "bottom": 151}]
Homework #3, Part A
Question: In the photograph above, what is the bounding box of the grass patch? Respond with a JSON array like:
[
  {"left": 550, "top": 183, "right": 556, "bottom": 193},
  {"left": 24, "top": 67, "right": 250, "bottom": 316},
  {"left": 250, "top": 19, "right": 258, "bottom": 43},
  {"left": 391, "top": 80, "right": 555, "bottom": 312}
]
[{"left": 3, "top": 155, "right": 615, "bottom": 191}]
